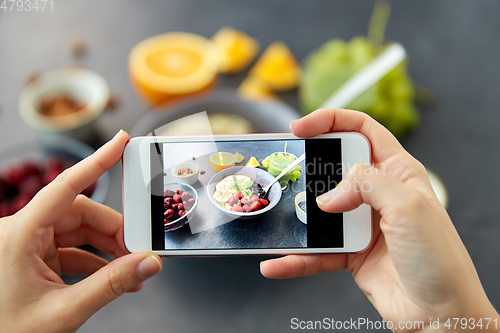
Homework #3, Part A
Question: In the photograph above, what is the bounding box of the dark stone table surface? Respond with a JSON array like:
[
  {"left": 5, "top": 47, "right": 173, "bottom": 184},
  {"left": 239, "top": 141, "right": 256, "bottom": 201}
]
[{"left": 1, "top": 1, "right": 499, "bottom": 332}]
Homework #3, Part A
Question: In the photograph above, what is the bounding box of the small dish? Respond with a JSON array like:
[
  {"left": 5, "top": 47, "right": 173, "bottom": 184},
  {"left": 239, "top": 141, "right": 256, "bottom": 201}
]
[
  {"left": 209, "top": 152, "right": 235, "bottom": 173},
  {"left": 164, "top": 182, "right": 198, "bottom": 231},
  {"left": 207, "top": 166, "right": 282, "bottom": 220},
  {"left": 295, "top": 191, "right": 306, "bottom": 224},
  {"left": 171, "top": 161, "right": 200, "bottom": 185},
  {"left": 18, "top": 67, "right": 110, "bottom": 143}
]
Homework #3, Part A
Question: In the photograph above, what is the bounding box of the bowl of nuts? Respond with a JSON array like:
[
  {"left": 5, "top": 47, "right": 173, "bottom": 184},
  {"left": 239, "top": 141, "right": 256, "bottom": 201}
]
[
  {"left": 171, "top": 161, "right": 200, "bottom": 185},
  {"left": 18, "top": 67, "right": 110, "bottom": 144}
]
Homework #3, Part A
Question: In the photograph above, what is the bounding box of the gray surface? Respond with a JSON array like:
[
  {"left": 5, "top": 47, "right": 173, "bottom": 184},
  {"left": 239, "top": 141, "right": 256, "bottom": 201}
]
[
  {"left": 1, "top": 1, "right": 500, "bottom": 332},
  {"left": 162, "top": 140, "right": 306, "bottom": 250}
]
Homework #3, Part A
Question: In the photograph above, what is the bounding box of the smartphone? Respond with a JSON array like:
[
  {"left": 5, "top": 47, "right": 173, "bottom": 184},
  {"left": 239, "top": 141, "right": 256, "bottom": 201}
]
[{"left": 123, "top": 133, "right": 371, "bottom": 256}]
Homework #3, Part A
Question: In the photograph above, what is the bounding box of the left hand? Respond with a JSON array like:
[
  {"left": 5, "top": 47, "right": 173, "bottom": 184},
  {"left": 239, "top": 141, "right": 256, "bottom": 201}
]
[{"left": 0, "top": 130, "right": 162, "bottom": 333}]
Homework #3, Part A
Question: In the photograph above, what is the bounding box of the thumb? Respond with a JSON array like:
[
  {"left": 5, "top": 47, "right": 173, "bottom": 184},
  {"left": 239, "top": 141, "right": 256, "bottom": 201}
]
[
  {"left": 316, "top": 163, "right": 419, "bottom": 216},
  {"left": 64, "top": 252, "right": 162, "bottom": 321}
]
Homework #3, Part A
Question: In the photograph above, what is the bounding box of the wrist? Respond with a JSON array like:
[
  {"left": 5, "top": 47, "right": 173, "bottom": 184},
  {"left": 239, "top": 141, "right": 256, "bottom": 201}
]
[{"left": 436, "top": 295, "right": 500, "bottom": 332}]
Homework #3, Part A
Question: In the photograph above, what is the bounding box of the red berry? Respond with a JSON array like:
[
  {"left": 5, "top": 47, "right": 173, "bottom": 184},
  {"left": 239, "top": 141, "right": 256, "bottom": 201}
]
[
  {"left": 11, "top": 193, "right": 31, "bottom": 213},
  {"left": 4, "top": 166, "right": 25, "bottom": 187},
  {"left": 178, "top": 210, "right": 186, "bottom": 217},
  {"left": 22, "top": 161, "right": 41, "bottom": 178},
  {"left": 242, "top": 204, "right": 250, "bottom": 213},
  {"left": 258, "top": 198, "right": 269, "bottom": 207},
  {"left": 0, "top": 202, "right": 11, "bottom": 218},
  {"left": 45, "top": 157, "right": 65, "bottom": 174},
  {"left": 173, "top": 194, "right": 182, "bottom": 203},
  {"left": 164, "top": 189, "right": 175, "bottom": 197},
  {"left": 232, "top": 204, "right": 243, "bottom": 212},
  {"left": 236, "top": 191, "right": 243, "bottom": 199},
  {"left": 43, "top": 170, "right": 60, "bottom": 186},
  {"left": 164, "top": 209, "right": 174, "bottom": 217},
  {"left": 228, "top": 195, "right": 238, "bottom": 207},
  {"left": 188, "top": 198, "right": 196, "bottom": 204},
  {"left": 164, "top": 197, "right": 173, "bottom": 208},
  {"left": 240, "top": 198, "right": 250, "bottom": 206},
  {"left": 249, "top": 195, "right": 258, "bottom": 203},
  {"left": 176, "top": 189, "right": 183, "bottom": 195},
  {"left": 250, "top": 201, "right": 262, "bottom": 212},
  {"left": 181, "top": 192, "right": 191, "bottom": 200},
  {"left": 183, "top": 201, "right": 192, "bottom": 210},
  {"left": 177, "top": 203, "right": 184, "bottom": 210},
  {"left": 19, "top": 175, "right": 43, "bottom": 197}
]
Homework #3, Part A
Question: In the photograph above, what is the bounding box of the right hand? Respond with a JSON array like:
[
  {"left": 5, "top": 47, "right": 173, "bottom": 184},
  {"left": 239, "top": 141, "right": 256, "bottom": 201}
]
[{"left": 261, "top": 109, "right": 499, "bottom": 331}]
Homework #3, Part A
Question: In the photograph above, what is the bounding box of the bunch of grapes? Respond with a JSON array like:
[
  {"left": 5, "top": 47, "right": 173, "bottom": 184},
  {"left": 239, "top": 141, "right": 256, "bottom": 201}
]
[{"left": 299, "top": 1, "right": 422, "bottom": 139}]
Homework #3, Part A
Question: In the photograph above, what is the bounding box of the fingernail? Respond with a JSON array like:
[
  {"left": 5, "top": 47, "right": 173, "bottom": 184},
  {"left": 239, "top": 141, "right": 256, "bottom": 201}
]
[
  {"left": 290, "top": 119, "right": 298, "bottom": 131},
  {"left": 316, "top": 188, "right": 337, "bottom": 206},
  {"left": 138, "top": 255, "right": 162, "bottom": 278},
  {"left": 112, "top": 129, "right": 124, "bottom": 140}
]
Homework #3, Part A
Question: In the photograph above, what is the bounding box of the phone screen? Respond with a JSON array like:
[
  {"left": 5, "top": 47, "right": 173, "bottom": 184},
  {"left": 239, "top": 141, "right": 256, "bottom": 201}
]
[{"left": 150, "top": 138, "right": 343, "bottom": 251}]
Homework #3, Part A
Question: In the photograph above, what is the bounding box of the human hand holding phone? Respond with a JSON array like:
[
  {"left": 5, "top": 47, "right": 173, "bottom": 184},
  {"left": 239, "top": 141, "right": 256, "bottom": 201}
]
[
  {"left": 0, "top": 130, "right": 162, "bottom": 333},
  {"left": 261, "top": 108, "right": 500, "bottom": 328}
]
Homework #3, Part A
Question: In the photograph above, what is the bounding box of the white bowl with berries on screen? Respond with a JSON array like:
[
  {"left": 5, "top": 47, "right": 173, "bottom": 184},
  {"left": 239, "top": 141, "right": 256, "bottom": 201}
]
[
  {"left": 163, "top": 183, "right": 198, "bottom": 231},
  {"left": 207, "top": 166, "right": 282, "bottom": 220}
]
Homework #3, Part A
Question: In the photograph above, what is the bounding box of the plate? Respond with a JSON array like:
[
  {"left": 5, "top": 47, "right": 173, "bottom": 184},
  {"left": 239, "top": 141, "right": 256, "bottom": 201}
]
[{"left": 130, "top": 88, "right": 300, "bottom": 136}]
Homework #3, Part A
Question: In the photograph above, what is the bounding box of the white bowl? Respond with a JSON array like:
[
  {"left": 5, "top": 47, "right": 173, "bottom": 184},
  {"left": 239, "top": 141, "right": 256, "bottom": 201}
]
[
  {"left": 295, "top": 191, "right": 306, "bottom": 224},
  {"left": 18, "top": 67, "right": 109, "bottom": 143},
  {"left": 207, "top": 166, "right": 282, "bottom": 219},
  {"left": 171, "top": 161, "right": 200, "bottom": 185}
]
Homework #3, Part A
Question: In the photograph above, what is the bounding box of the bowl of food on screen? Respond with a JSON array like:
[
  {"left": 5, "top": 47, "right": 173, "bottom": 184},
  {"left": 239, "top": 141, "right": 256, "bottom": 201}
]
[
  {"left": 207, "top": 166, "right": 281, "bottom": 219},
  {"left": 163, "top": 183, "right": 198, "bottom": 232},
  {"left": 18, "top": 67, "right": 110, "bottom": 144},
  {"left": 171, "top": 161, "right": 200, "bottom": 185},
  {"left": 294, "top": 191, "right": 306, "bottom": 224},
  {"left": 0, "top": 139, "right": 108, "bottom": 218}
]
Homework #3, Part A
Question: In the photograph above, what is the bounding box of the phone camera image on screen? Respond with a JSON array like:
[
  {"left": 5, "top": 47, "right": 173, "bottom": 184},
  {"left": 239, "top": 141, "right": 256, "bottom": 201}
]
[{"left": 150, "top": 139, "right": 343, "bottom": 251}]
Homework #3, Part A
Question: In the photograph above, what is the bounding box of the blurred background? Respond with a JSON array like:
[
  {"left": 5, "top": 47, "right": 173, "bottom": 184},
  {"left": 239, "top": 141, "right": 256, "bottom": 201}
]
[{"left": 1, "top": 0, "right": 500, "bottom": 332}]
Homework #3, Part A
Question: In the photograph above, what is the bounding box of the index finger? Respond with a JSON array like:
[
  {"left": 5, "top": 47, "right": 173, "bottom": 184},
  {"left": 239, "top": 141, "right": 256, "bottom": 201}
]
[
  {"left": 291, "top": 108, "right": 405, "bottom": 163},
  {"left": 23, "top": 130, "right": 129, "bottom": 228}
]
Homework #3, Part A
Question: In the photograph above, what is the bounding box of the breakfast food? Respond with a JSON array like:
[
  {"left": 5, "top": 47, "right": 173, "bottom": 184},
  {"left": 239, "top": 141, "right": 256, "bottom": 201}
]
[
  {"left": 212, "top": 27, "right": 260, "bottom": 74},
  {"left": 234, "top": 152, "right": 244, "bottom": 163},
  {"left": 160, "top": 113, "right": 254, "bottom": 136},
  {"left": 262, "top": 152, "right": 302, "bottom": 183},
  {"left": 212, "top": 175, "right": 269, "bottom": 213},
  {"left": 0, "top": 157, "right": 95, "bottom": 218},
  {"left": 245, "top": 156, "right": 260, "bottom": 168},
  {"left": 250, "top": 41, "right": 301, "bottom": 92},
  {"left": 176, "top": 167, "right": 196, "bottom": 177},
  {"left": 163, "top": 188, "right": 196, "bottom": 230},
  {"left": 128, "top": 32, "right": 220, "bottom": 107},
  {"left": 38, "top": 93, "right": 87, "bottom": 117}
]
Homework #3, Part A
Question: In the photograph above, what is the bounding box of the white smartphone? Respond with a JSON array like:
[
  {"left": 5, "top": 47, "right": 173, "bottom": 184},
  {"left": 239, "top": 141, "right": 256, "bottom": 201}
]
[{"left": 123, "top": 133, "right": 371, "bottom": 256}]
